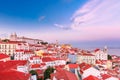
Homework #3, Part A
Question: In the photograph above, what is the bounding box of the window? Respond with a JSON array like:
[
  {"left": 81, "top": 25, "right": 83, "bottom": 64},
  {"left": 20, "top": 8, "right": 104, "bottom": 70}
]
[
  {"left": 5, "top": 50, "right": 6, "bottom": 53},
  {"left": 9, "top": 45, "right": 11, "bottom": 48},
  {"left": 5, "top": 45, "right": 7, "bottom": 49},
  {"left": 2, "top": 45, "right": 4, "bottom": 49}
]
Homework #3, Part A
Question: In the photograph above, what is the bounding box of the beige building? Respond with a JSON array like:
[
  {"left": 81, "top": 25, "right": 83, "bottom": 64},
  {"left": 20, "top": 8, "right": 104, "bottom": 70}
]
[
  {"left": 0, "top": 33, "right": 44, "bottom": 55},
  {"left": 0, "top": 41, "right": 24, "bottom": 55},
  {"left": 77, "top": 53, "right": 96, "bottom": 65}
]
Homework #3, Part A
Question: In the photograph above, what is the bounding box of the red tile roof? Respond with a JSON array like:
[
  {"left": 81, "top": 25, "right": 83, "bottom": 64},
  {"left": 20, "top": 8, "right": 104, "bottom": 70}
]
[
  {"left": 31, "top": 64, "right": 41, "bottom": 68},
  {"left": 42, "top": 57, "right": 57, "bottom": 62},
  {"left": 0, "top": 60, "right": 27, "bottom": 72},
  {"left": 94, "top": 48, "right": 100, "bottom": 52},
  {"left": 0, "top": 69, "right": 30, "bottom": 80},
  {"left": 82, "top": 53, "right": 94, "bottom": 56},
  {"left": 0, "top": 54, "right": 9, "bottom": 59},
  {"left": 101, "top": 74, "right": 111, "bottom": 80},
  {"left": 96, "top": 60, "right": 101, "bottom": 64},
  {"left": 54, "top": 65, "right": 65, "bottom": 69},
  {"left": 15, "top": 49, "right": 33, "bottom": 53},
  {"left": 79, "top": 62, "right": 91, "bottom": 71},
  {"left": 68, "top": 64, "right": 79, "bottom": 69},
  {"left": 83, "top": 75, "right": 99, "bottom": 80},
  {"left": 15, "top": 49, "right": 24, "bottom": 52},
  {"left": 30, "top": 55, "right": 41, "bottom": 60},
  {"left": 79, "top": 62, "right": 86, "bottom": 68},
  {"left": 0, "top": 41, "right": 26, "bottom": 44},
  {"left": 42, "top": 53, "right": 52, "bottom": 56},
  {"left": 51, "top": 68, "right": 78, "bottom": 80},
  {"left": 36, "top": 70, "right": 43, "bottom": 74},
  {"left": 41, "top": 63, "right": 46, "bottom": 65}
]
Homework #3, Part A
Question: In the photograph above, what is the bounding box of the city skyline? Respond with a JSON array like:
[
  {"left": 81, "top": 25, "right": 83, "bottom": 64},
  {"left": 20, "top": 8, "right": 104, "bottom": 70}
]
[{"left": 0, "top": 0, "right": 120, "bottom": 48}]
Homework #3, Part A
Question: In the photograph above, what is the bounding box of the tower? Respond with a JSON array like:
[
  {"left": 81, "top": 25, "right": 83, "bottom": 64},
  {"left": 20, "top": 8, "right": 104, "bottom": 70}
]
[
  {"left": 10, "top": 32, "right": 17, "bottom": 41},
  {"left": 103, "top": 45, "right": 108, "bottom": 53},
  {"left": 103, "top": 45, "right": 108, "bottom": 60}
]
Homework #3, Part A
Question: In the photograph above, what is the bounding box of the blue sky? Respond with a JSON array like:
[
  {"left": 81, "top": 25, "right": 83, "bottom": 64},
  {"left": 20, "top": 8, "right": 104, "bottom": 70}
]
[
  {"left": 0, "top": 0, "right": 120, "bottom": 50},
  {"left": 0, "top": 0, "right": 86, "bottom": 27}
]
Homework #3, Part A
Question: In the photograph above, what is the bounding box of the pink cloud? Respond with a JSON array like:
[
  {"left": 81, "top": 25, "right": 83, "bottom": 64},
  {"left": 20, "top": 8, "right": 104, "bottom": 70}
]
[{"left": 71, "top": 0, "right": 120, "bottom": 29}]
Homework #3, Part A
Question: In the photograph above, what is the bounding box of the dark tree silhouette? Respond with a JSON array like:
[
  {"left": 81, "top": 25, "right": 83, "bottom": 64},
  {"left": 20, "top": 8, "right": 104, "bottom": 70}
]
[
  {"left": 2, "top": 39, "right": 9, "bottom": 42},
  {"left": 44, "top": 66, "right": 55, "bottom": 80},
  {"left": 29, "top": 70, "right": 38, "bottom": 76},
  {"left": 108, "top": 54, "right": 112, "bottom": 60}
]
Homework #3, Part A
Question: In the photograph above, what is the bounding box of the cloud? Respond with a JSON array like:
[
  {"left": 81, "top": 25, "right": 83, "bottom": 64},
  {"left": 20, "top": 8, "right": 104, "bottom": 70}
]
[
  {"left": 54, "top": 23, "right": 70, "bottom": 30},
  {"left": 19, "top": 25, "right": 120, "bottom": 43},
  {"left": 38, "top": 16, "right": 45, "bottom": 21},
  {"left": 1, "top": 0, "right": 120, "bottom": 43},
  {"left": 71, "top": 0, "right": 101, "bottom": 20},
  {"left": 49, "top": 0, "right": 120, "bottom": 42},
  {"left": 71, "top": 0, "right": 120, "bottom": 29}
]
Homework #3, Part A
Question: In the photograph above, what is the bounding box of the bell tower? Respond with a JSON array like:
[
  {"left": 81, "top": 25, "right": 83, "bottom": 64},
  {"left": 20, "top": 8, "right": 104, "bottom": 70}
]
[
  {"left": 103, "top": 45, "right": 108, "bottom": 53},
  {"left": 10, "top": 32, "right": 17, "bottom": 41}
]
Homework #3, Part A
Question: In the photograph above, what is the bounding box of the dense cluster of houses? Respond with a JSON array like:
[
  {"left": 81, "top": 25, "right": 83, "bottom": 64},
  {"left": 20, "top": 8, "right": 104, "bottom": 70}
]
[{"left": 0, "top": 33, "right": 120, "bottom": 80}]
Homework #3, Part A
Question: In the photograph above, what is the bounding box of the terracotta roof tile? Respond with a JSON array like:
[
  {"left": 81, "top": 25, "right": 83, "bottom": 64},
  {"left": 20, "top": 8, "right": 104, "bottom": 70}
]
[
  {"left": 0, "top": 69, "right": 30, "bottom": 80},
  {"left": 0, "top": 54, "right": 9, "bottom": 59},
  {"left": 83, "top": 75, "right": 99, "bottom": 80},
  {"left": 51, "top": 68, "right": 78, "bottom": 80}
]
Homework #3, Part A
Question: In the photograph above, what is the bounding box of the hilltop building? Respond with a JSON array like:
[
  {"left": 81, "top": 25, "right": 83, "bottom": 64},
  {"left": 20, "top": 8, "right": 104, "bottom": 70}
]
[{"left": 10, "top": 33, "right": 43, "bottom": 44}]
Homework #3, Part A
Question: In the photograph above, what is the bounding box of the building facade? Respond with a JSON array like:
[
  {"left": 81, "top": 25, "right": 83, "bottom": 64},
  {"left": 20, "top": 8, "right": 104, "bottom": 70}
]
[
  {"left": 93, "top": 46, "right": 108, "bottom": 60},
  {"left": 77, "top": 53, "right": 96, "bottom": 65},
  {"left": 10, "top": 33, "right": 43, "bottom": 44},
  {"left": 0, "top": 41, "right": 20, "bottom": 55}
]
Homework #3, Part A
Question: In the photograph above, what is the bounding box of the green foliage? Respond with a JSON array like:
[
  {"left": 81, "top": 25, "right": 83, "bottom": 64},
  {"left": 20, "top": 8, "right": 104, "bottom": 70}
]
[
  {"left": 40, "top": 42, "right": 48, "bottom": 45},
  {"left": 10, "top": 56, "right": 14, "bottom": 60},
  {"left": 108, "top": 54, "right": 112, "bottom": 60},
  {"left": 37, "top": 78, "right": 43, "bottom": 80},
  {"left": 44, "top": 66, "right": 55, "bottom": 80},
  {"left": 29, "top": 70, "right": 38, "bottom": 76},
  {"left": 2, "top": 39, "right": 9, "bottom": 42}
]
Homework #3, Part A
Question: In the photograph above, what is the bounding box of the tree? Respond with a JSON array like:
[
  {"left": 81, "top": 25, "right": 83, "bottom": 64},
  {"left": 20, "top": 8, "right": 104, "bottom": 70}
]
[
  {"left": 44, "top": 66, "right": 55, "bottom": 80},
  {"left": 2, "top": 39, "right": 9, "bottom": 42},
  {"left": 30, "top": 70, "right": 43, "bottom": 80},
  {"left": 108, "top": 54, "right": 112, "bottom": 60},
  {"left": 37, "top": 78, "right": 43, "bottom": 80},
  {"left": 10, "top": 56, "right": 14, "bottom": 60},
  {"left": 40, "top": 42, "right": 48, "bottom": 45},
  {"left": 29, "top": 70, "right": 38, "bottom": 76}
]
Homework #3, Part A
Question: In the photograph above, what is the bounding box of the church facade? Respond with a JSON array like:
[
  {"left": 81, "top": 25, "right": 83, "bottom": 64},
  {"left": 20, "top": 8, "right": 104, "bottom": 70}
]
[{"left": 10, "top": 33, "right": 43, "bottom": 44}]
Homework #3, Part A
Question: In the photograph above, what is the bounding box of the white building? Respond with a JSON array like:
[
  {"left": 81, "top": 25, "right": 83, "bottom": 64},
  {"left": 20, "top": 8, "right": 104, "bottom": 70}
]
[
  {"left": 0, "top": 36, "right": 44, "bottom": 55},
  {"left": 92, "top": 46, "right": 108, "bottom": 60},
  {"left": 79, "top": 63, "right": 101, "bottom": 79},
  {"left": 29, "top": 55, "right": 42, "bottom": 64},
  {"left": 0, "top": 41, "right": 25, "bottom": 55},
  {"left": 10, "top": 33, "right": 43, "bottom": 44},
  {"left": 14, "top": 49, "right": 35, "bottom": 60}
]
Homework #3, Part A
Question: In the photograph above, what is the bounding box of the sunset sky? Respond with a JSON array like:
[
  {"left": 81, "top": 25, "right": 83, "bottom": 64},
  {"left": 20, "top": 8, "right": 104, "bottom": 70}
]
[{"left": 0, "top": 0, "right": 120, "bottom": 49}]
